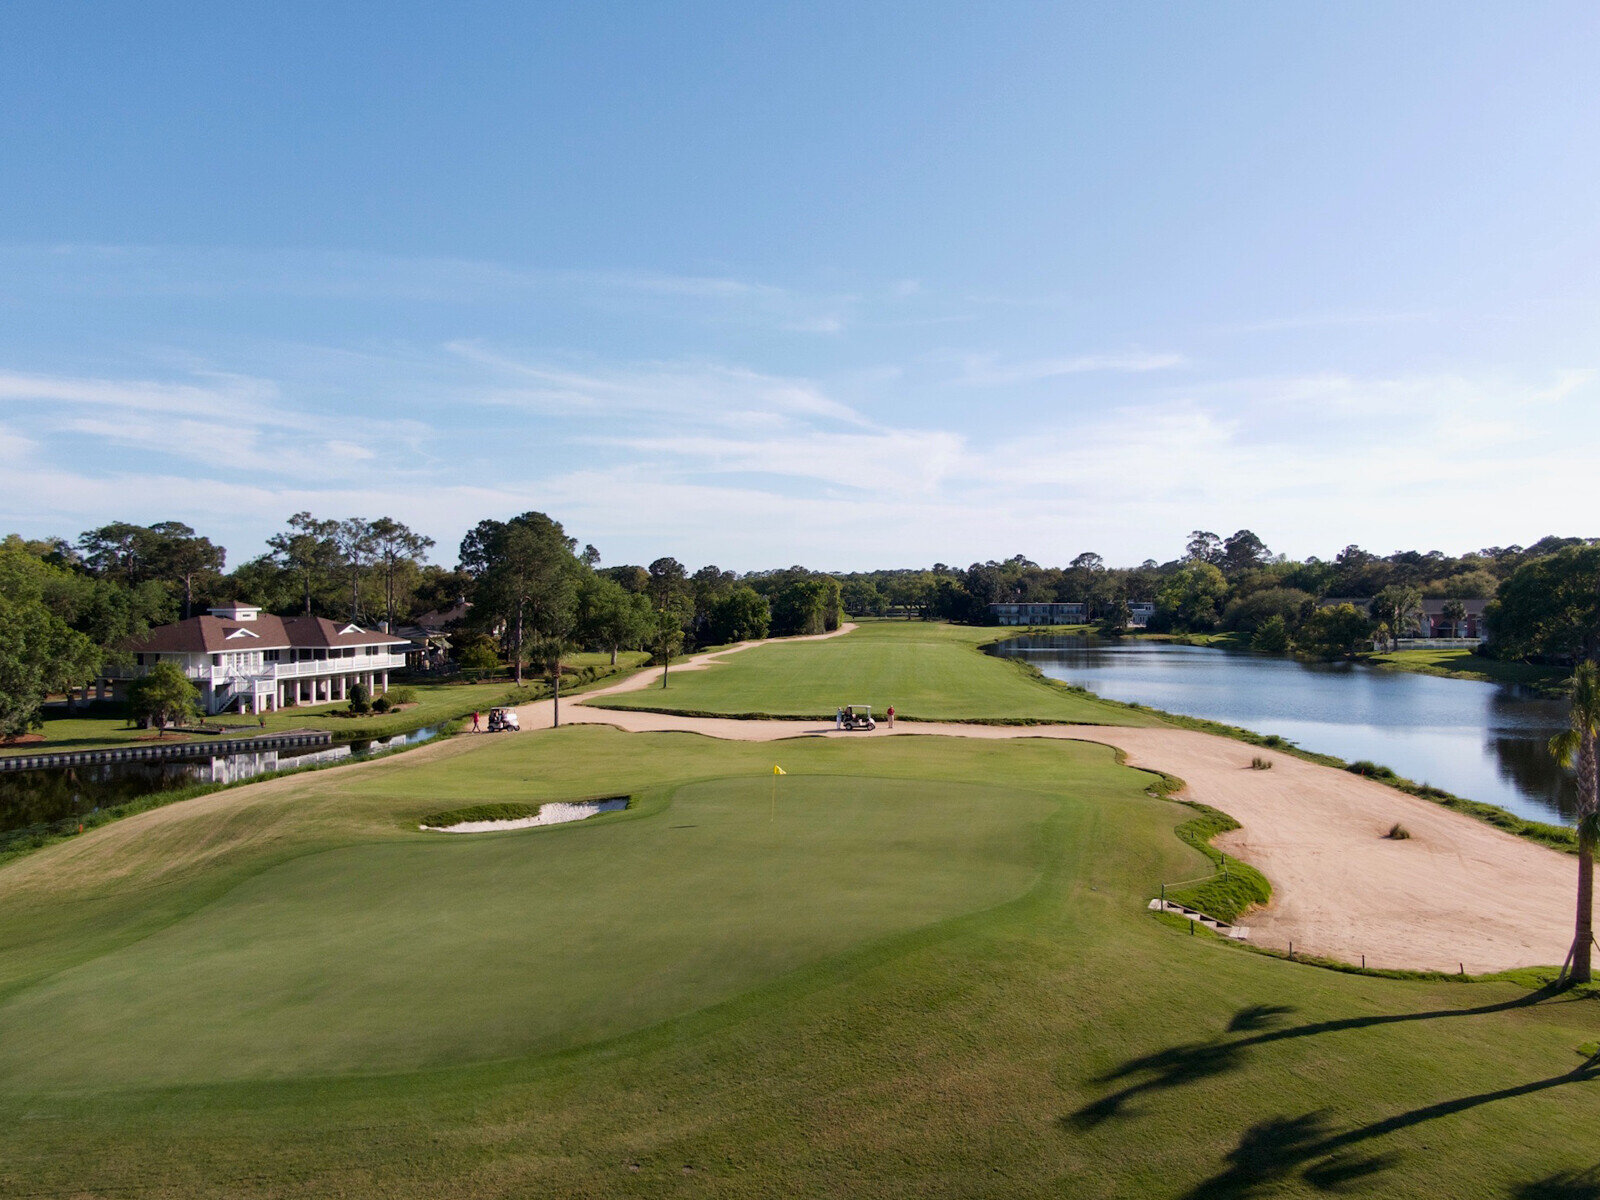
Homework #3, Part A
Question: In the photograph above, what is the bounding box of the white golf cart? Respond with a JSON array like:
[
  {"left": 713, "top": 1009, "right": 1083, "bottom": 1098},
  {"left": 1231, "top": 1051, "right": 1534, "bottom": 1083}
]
[{"left": 839, "top": 704, "right": 876, "bottom": 731}]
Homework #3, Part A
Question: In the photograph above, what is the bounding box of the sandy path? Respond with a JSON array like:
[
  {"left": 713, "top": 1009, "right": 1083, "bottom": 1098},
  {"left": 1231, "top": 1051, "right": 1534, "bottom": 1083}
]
[{"left": 501, "top": 635, "right": 1578, "bottom": 973}]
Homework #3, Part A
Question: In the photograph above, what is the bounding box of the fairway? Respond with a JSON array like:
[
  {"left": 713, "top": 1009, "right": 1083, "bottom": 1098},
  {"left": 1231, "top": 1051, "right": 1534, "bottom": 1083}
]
[
  {"left": 3, "top": 725, "right": 1600, "bottom": 1198},
  {"left": 0, "top": 773, "right": 1054, "bottom": 1089},
  {"left": 593, "top": 620, "right": 1156, "bottom": 724}
]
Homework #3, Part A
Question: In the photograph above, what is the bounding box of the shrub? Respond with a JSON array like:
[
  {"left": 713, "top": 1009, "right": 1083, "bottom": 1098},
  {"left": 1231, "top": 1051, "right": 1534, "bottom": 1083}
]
[
  {"left": 458, "top": 643, "right": 501, "bottom": 672},
  {"left": 1386, "top": 823, "right": 1411, "bottom": 840},
  {"left": 371, "top": 695, "right": 392, "bottom": 713},
  {"left": 1250, "top": 614, "right": 1292, "bottom": 654},
  {"left": 386, "top": 686, "right": 417, "bottom": 706},
  {"left": 1347, "top": 760, "right": 1399, "bottom": 782},
  {"left": 348, "top": 683, "right": 370, "bottom": 714},
  {"left": 1250, "top": 756, "right": 1273, "bottom": 770}
]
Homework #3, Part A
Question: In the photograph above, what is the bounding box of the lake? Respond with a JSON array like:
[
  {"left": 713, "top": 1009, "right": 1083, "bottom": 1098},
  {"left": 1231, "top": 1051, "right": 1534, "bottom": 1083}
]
[
  {"left": 990, "top": 636, "right": 1577, "bottom": 826},
  {"left": 0, "top": 725, "right": 446, "bottom": 842}
]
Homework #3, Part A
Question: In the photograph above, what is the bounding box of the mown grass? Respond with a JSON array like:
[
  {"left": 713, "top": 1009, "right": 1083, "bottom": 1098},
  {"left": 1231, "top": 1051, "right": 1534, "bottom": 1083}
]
[
  {"left": 1364, "top": 646, "right": 1569, "bottom": 691},
  {"left": 0, "top": 727, "right": 1597, "bottom": 1197},
  {"left": 593, "top": 620, "right": 1156, "bottom": 725},
  {"left": 1163, "top": 803, "right": 1274, "bottom": 924}
]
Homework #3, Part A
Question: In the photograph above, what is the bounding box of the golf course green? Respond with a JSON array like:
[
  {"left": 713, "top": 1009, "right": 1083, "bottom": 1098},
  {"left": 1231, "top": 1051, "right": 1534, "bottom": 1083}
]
[
  {"left": 593, "top": 620, "right": 1157, "bottom": 723},
  {"left": 1, "top": 636, "right": 1597, "bottom": 1196}
]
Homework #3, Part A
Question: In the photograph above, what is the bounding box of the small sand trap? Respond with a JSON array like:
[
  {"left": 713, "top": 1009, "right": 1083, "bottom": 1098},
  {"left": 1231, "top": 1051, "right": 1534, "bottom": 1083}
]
[{"left": 422, "top": 798, "right": 628, "bottom": 833}]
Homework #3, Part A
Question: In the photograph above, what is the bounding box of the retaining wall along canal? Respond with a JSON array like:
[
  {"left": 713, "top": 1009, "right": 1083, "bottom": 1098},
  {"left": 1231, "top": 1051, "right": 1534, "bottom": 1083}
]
[{"left": 0, "top": 730, "right": 335, "bottom": 772}]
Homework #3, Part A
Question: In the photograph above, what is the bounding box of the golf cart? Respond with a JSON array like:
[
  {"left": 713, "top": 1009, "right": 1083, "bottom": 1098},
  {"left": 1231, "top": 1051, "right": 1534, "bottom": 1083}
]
[
  {"left": 839, "top": 704, "right": 876, "bottom": 731},
  {"left": 486, "top": 707, "right": 520, "bottom": 732}
]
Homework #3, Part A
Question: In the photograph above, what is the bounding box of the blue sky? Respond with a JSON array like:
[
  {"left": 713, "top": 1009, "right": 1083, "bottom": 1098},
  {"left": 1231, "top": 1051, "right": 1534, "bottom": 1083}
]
[{"left": 2, "top": 3, "right": 1597, "bottom": 572}]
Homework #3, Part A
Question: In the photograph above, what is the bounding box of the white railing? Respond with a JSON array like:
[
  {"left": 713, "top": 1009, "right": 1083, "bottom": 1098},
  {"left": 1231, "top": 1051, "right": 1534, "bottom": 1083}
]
[
  {"left": 270, "top": 654, "right": 406, "bottom": 679},
  {"left": 115, "top": 653, "right": 407, "bottom": 683}
]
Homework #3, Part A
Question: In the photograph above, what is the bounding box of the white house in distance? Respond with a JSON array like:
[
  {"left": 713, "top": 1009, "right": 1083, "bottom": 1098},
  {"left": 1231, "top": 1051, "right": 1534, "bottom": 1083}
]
[{"left": 112, "top": 603, "right": 411, "bottom": 715}]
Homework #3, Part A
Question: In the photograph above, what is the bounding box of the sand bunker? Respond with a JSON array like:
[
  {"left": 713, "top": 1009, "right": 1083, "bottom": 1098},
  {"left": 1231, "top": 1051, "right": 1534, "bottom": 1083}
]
[{"left": 422, "top": 798, "right": 629, "bottom": 833}]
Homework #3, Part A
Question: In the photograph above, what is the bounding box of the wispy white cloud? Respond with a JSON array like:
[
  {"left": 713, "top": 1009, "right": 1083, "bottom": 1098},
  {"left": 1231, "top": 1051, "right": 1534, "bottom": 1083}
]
[
  {"left": 782, "top": 314, "right": 846, "bottom": 334},
  {"left": 948, "top": 350, "right": 1188, "bottom": 387},
  {"left": 0, "top": 368, "right": 290, "bottom": 425},
  {"left": 446, "top": 343, "right": 876, "bottom": 430},
  {"left": 0, "top": 364, "right": 434, "bottom": 482},
  {"left": 593, "top": 427, "right": 967, "bottom": 496},
  {"left": 1214, "top": 309, "right": 1437, "bottom": 335},
  {"left": 0, "top": 244, "right": 864, "bottom": 335},
  {"left": 0, "top": 422, "right": 37, "bottom": 461}
]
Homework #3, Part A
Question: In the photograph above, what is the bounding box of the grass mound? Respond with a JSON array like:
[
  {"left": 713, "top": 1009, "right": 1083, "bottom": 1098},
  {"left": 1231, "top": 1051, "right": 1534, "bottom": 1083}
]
[{"left": 1164, "top": 803, "right": 1272, "bottom": 923}]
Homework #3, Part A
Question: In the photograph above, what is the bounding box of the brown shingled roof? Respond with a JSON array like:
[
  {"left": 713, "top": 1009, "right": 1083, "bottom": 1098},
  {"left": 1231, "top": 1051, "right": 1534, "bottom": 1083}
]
[{"left": 123, "top": 613, "right": 408, "bottom": 655}]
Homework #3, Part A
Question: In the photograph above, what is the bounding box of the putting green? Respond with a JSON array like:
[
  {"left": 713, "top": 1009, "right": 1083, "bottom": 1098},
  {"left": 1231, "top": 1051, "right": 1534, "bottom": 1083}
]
[{"left": 0, "top": 774, "right": 1057, "bottom": 1089}]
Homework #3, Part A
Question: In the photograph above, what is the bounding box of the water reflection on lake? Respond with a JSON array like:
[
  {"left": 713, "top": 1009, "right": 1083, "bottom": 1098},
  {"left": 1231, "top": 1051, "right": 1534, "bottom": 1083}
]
[
  {"left": 991, "top": 636, "right": 1577, "bottom": 826},
  {"left": 0, "top": 725, "right": 444, "bottom": 838}
]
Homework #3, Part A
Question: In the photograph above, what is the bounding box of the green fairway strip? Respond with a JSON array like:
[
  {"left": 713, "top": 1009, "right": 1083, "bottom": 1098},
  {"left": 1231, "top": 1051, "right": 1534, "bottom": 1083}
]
[{"left": 592, "top": 620, "right": 1156, "bottom": 724}]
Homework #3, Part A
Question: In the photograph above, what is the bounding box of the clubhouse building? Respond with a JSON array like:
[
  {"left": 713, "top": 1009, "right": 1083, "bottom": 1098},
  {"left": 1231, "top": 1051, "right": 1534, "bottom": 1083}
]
[{"left": 112, "top": 603, "right": 411, "bottom": 715}]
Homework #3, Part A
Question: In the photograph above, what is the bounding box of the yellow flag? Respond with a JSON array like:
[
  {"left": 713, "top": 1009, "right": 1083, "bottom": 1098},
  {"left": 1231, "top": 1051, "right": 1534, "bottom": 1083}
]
[{"left": 773, "top": 765, "right": 786, "bottom": 775}]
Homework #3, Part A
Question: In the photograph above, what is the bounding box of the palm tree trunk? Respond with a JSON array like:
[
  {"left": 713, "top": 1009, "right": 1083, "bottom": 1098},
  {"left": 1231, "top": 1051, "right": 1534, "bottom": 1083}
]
[
  {"left": 1574, "top": 825, "right": 1594, "bottom": 984},
  {"left": 1576, "top": 730, "right": 1599, "bottom": 983}
]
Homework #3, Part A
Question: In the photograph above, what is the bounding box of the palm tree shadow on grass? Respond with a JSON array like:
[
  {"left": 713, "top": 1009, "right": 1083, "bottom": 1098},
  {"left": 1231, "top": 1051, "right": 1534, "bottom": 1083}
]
[
  {"left": 1066, "top": 989, "right": 1563, "bottom": 1131},
  {"left": 1510, "top": 1165, "right": 1600, "bottom": 1199},
  {"left": 1186, "top": 1053, "right": 1600, "bottom": 1197},
  {"left": 1064, "top": 988, "right": 1595, "bottom": 1195}
]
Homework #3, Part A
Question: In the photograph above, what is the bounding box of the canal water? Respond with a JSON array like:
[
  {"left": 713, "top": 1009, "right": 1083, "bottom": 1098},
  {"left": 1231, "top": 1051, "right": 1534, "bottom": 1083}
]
[
  {"left": 991, "top": 636, "right": 1577, "bottom": 826},
  {"left": 0, "top": 725, "right": 445, "bottom": 841}
]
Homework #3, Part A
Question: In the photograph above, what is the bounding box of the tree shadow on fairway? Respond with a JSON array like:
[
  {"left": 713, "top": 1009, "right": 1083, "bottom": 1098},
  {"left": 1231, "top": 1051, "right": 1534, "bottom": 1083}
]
[
  {"left": 1065, "top": 1038, "right": 1252, "bottom": 1129},
  {"left": 1509, "top": 1165, "right": 1600, "bottom": 1198},
  {"left": 1186, "top": 1052, "right": 1600, "bottom": 1197},
  {"left": 1069, "top": 985, "right": 1571, "bottom": 1131},
  {"left": 1183, "top": 1112, "right": 1399, "bottom": 1198},
  {"left": 1066, "top": 987, "right": 1592, "bottom": 1194}
]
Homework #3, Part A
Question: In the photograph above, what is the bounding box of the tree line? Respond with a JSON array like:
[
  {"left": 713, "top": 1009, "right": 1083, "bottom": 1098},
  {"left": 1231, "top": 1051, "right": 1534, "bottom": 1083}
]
[
  {"left": 3, "top": 513, "right": 1597, "bottom": 740},
  {"left": 832, "top": 531, "right": 1596, "bottom": 660}
]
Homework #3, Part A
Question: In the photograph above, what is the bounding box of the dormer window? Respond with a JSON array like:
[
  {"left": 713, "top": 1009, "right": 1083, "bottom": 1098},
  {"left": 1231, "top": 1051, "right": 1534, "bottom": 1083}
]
[{"left": 208, "top": 604, "right": 262, "bottom": 622}]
